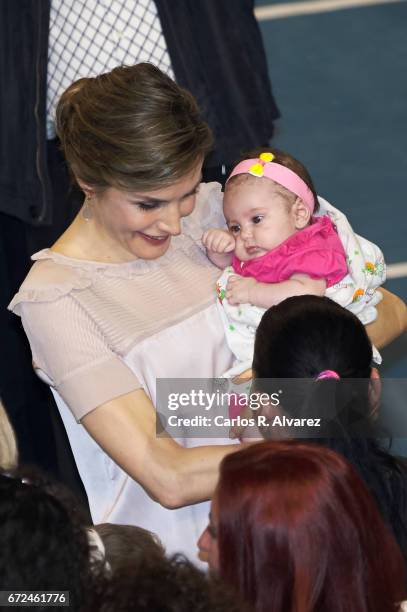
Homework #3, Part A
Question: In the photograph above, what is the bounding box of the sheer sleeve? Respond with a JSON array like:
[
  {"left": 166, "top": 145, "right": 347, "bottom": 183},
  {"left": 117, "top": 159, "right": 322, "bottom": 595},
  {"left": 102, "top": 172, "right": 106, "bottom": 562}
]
[{"left": 19, "top": 297, "right": 142, "bottom": 421}]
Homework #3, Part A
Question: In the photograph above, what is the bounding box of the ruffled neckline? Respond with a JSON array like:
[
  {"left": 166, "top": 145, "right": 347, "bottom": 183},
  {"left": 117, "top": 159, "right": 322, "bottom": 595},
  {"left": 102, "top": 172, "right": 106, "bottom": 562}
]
[
  {"left": 9, "top": 230, "right": 207, "bottom": 309},
  {"left": 31, "top": 229, "right": 199, "bottom": 279}
]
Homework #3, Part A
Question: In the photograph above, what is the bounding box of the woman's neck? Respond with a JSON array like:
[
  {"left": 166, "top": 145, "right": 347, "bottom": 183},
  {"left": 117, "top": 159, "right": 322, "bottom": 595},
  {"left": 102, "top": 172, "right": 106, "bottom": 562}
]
[{"left": 50, "top": 212, "right": 137, "bottom": 263}]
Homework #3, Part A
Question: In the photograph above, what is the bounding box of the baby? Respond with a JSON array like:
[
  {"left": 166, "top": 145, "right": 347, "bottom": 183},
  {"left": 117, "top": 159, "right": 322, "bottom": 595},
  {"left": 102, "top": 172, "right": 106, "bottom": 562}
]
[{"left": 202, "top": 150, "right": 385, "bottom": 376}]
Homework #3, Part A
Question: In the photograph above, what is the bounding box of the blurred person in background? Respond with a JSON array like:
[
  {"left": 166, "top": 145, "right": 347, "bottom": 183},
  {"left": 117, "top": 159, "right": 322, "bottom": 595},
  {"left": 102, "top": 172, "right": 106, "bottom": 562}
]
[
  {"left": 198, "top": 440, "right": 406, "bottom": 612},
  {"left": 88, "top": 553, "right": 251, "bottom": 612},
  {"left": 0, "top": 468, "right": 101, "bottom": 610},
  {"left": 93, "top": 523, "right": 165, "bottom": 574}
]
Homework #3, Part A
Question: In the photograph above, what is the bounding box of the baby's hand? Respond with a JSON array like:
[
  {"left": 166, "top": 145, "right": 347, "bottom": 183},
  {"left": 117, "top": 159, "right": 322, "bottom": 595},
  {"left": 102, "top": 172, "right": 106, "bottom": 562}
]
[
  {"left": 226, "top": 275, "right": 258, "bottom": 305},
  {"left": 202, "top": 228, "right": 235, "bottom": 254}
]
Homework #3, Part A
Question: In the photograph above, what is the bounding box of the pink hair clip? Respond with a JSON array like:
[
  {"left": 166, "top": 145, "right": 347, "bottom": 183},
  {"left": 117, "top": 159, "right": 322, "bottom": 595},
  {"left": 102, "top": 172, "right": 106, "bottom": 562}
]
[{"left": 315, "top": 370, "right": 340, "bottom": 381}]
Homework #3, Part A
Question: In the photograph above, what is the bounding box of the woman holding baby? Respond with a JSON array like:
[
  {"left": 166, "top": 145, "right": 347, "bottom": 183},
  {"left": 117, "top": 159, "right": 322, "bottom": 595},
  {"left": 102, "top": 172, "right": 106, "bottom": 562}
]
[{"left": 9, "top": 62, "right": 405, "bottom": 563}]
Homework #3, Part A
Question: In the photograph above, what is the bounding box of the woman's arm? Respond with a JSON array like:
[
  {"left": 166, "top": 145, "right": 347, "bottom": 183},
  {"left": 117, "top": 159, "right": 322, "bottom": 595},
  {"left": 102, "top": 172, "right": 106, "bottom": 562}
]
[
  {"left": 82, "top": 388, "right": 239, "bottom": 509},
  {"left": 366, "top": 288, "right": 407, "bottom": 348},
  {"left": 16, "top": 297, "right": 239, "bottom": 510},
  {"left": 226, "top": 274, "right": 326, "bottom": 308}
]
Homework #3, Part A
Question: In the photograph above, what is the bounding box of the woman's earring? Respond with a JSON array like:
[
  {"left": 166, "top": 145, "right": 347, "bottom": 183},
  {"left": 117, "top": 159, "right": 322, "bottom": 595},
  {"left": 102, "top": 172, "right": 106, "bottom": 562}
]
[{"left": 82, "top": 194, "right": 93, "bottom": 221}]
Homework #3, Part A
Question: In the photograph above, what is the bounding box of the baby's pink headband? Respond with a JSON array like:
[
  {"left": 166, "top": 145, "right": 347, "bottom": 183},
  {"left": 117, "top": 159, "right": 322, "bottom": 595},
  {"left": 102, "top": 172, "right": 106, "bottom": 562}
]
[{"left": 227, "top": 152, "right": 315, "bottom": 213}]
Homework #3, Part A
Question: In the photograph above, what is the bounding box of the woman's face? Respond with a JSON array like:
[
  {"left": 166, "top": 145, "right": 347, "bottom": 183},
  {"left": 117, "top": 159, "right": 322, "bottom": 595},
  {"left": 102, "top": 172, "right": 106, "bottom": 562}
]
[
  {"left": 88, "top": 161, "right": 203, "bottom": 261},
  {"left": 197, "top": 493, "right": 220, "bottom": 572}
]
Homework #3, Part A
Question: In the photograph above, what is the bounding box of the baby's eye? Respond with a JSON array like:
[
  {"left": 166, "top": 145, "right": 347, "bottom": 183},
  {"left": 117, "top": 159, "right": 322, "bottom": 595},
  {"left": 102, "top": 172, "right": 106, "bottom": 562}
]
[
  {"left": 252, "top": 215, "right": 263, "bottom": 224},
  {"left": 229, "top": 224, "right": 240, "bottom": 234}
]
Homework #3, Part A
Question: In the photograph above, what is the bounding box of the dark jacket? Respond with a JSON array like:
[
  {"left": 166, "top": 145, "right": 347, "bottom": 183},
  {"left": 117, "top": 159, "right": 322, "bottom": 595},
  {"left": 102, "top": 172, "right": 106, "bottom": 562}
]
[
  {"left": 0, "top": 0, "right": 279, "bottom": 226},
  {"left": 155, "top": 0, "right": 280, "bottom": 169},
  {"left": 0, "top": 1, "right": 52, "bottom": 225}
]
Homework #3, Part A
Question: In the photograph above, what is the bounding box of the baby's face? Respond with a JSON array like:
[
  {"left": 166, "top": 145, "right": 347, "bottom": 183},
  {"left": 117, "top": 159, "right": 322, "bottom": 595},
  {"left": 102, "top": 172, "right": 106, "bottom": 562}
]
[{"left": 223, "top": 177, "right": 297, "bottom": 262}]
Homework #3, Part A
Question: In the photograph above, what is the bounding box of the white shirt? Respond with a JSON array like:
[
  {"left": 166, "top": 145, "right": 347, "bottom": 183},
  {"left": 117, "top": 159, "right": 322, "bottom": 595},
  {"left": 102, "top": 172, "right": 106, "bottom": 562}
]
[{"left": 46, "top": 0, "right": 174, "bottom": 138}]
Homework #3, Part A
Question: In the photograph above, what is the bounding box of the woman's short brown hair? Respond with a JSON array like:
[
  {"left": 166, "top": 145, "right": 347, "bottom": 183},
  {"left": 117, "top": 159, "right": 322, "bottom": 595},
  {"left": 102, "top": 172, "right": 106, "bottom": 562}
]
[{"left": 56, "top": 63, "right": 213, "bottom": 193}]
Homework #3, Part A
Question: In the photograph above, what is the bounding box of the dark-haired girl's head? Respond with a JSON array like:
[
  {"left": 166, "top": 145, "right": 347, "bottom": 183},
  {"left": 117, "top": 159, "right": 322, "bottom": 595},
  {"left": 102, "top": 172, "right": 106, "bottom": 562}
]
[
  {"left": 251, "top": 296, "right": 407, "bottom": 569},
  {"left": 200, "top": 440, "right": 406, "bottom": 612},
  {"left": 252, "top": 295, "right": 375, "bottom": 441},
  {"left": 249, "top": 296, "right": 375, "bottom": 453},
  {"left": 253, "top": 295, "right": 372, "bottom": 381}
]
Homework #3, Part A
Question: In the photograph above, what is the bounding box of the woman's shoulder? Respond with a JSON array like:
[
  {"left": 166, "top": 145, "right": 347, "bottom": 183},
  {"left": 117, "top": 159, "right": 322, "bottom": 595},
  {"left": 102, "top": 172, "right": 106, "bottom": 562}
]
[
  {"left": 196, "top": 181, "right": 223, "bottom": 216},
  {"left": 8, "top": 249, "right": 93, "bottom": 314},
  {"left": 184, "top": 181, "right": 225, "bottom": 235}
]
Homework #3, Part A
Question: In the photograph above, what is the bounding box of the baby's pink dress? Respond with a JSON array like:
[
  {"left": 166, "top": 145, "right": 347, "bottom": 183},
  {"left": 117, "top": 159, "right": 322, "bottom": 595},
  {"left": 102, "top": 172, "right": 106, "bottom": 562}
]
[{"left": 231, "top": 215, "right": 348, "bottom": 287}]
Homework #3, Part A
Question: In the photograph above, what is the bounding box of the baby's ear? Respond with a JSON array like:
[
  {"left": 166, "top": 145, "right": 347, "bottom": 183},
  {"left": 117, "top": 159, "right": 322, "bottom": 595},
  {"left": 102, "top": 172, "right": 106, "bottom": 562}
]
[{"left": 293, "top": 197, "right": 311, "bottom": 229}]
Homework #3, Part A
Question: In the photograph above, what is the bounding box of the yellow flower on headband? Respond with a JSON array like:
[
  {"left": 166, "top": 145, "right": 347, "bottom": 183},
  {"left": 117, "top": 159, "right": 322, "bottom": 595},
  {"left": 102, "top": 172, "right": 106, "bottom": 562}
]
[
  {"left": 249, "top": 162, "right": 264, "bottom": 177},
  {"left": 259, "top": 152, "right": 275, "bottom": 163}
]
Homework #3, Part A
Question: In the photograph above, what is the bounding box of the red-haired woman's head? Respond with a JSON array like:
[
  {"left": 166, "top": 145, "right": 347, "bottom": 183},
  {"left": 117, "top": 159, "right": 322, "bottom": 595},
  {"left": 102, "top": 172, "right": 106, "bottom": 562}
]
[{"left": 199, "top": 441, "right": 406, "bottom": 612}]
